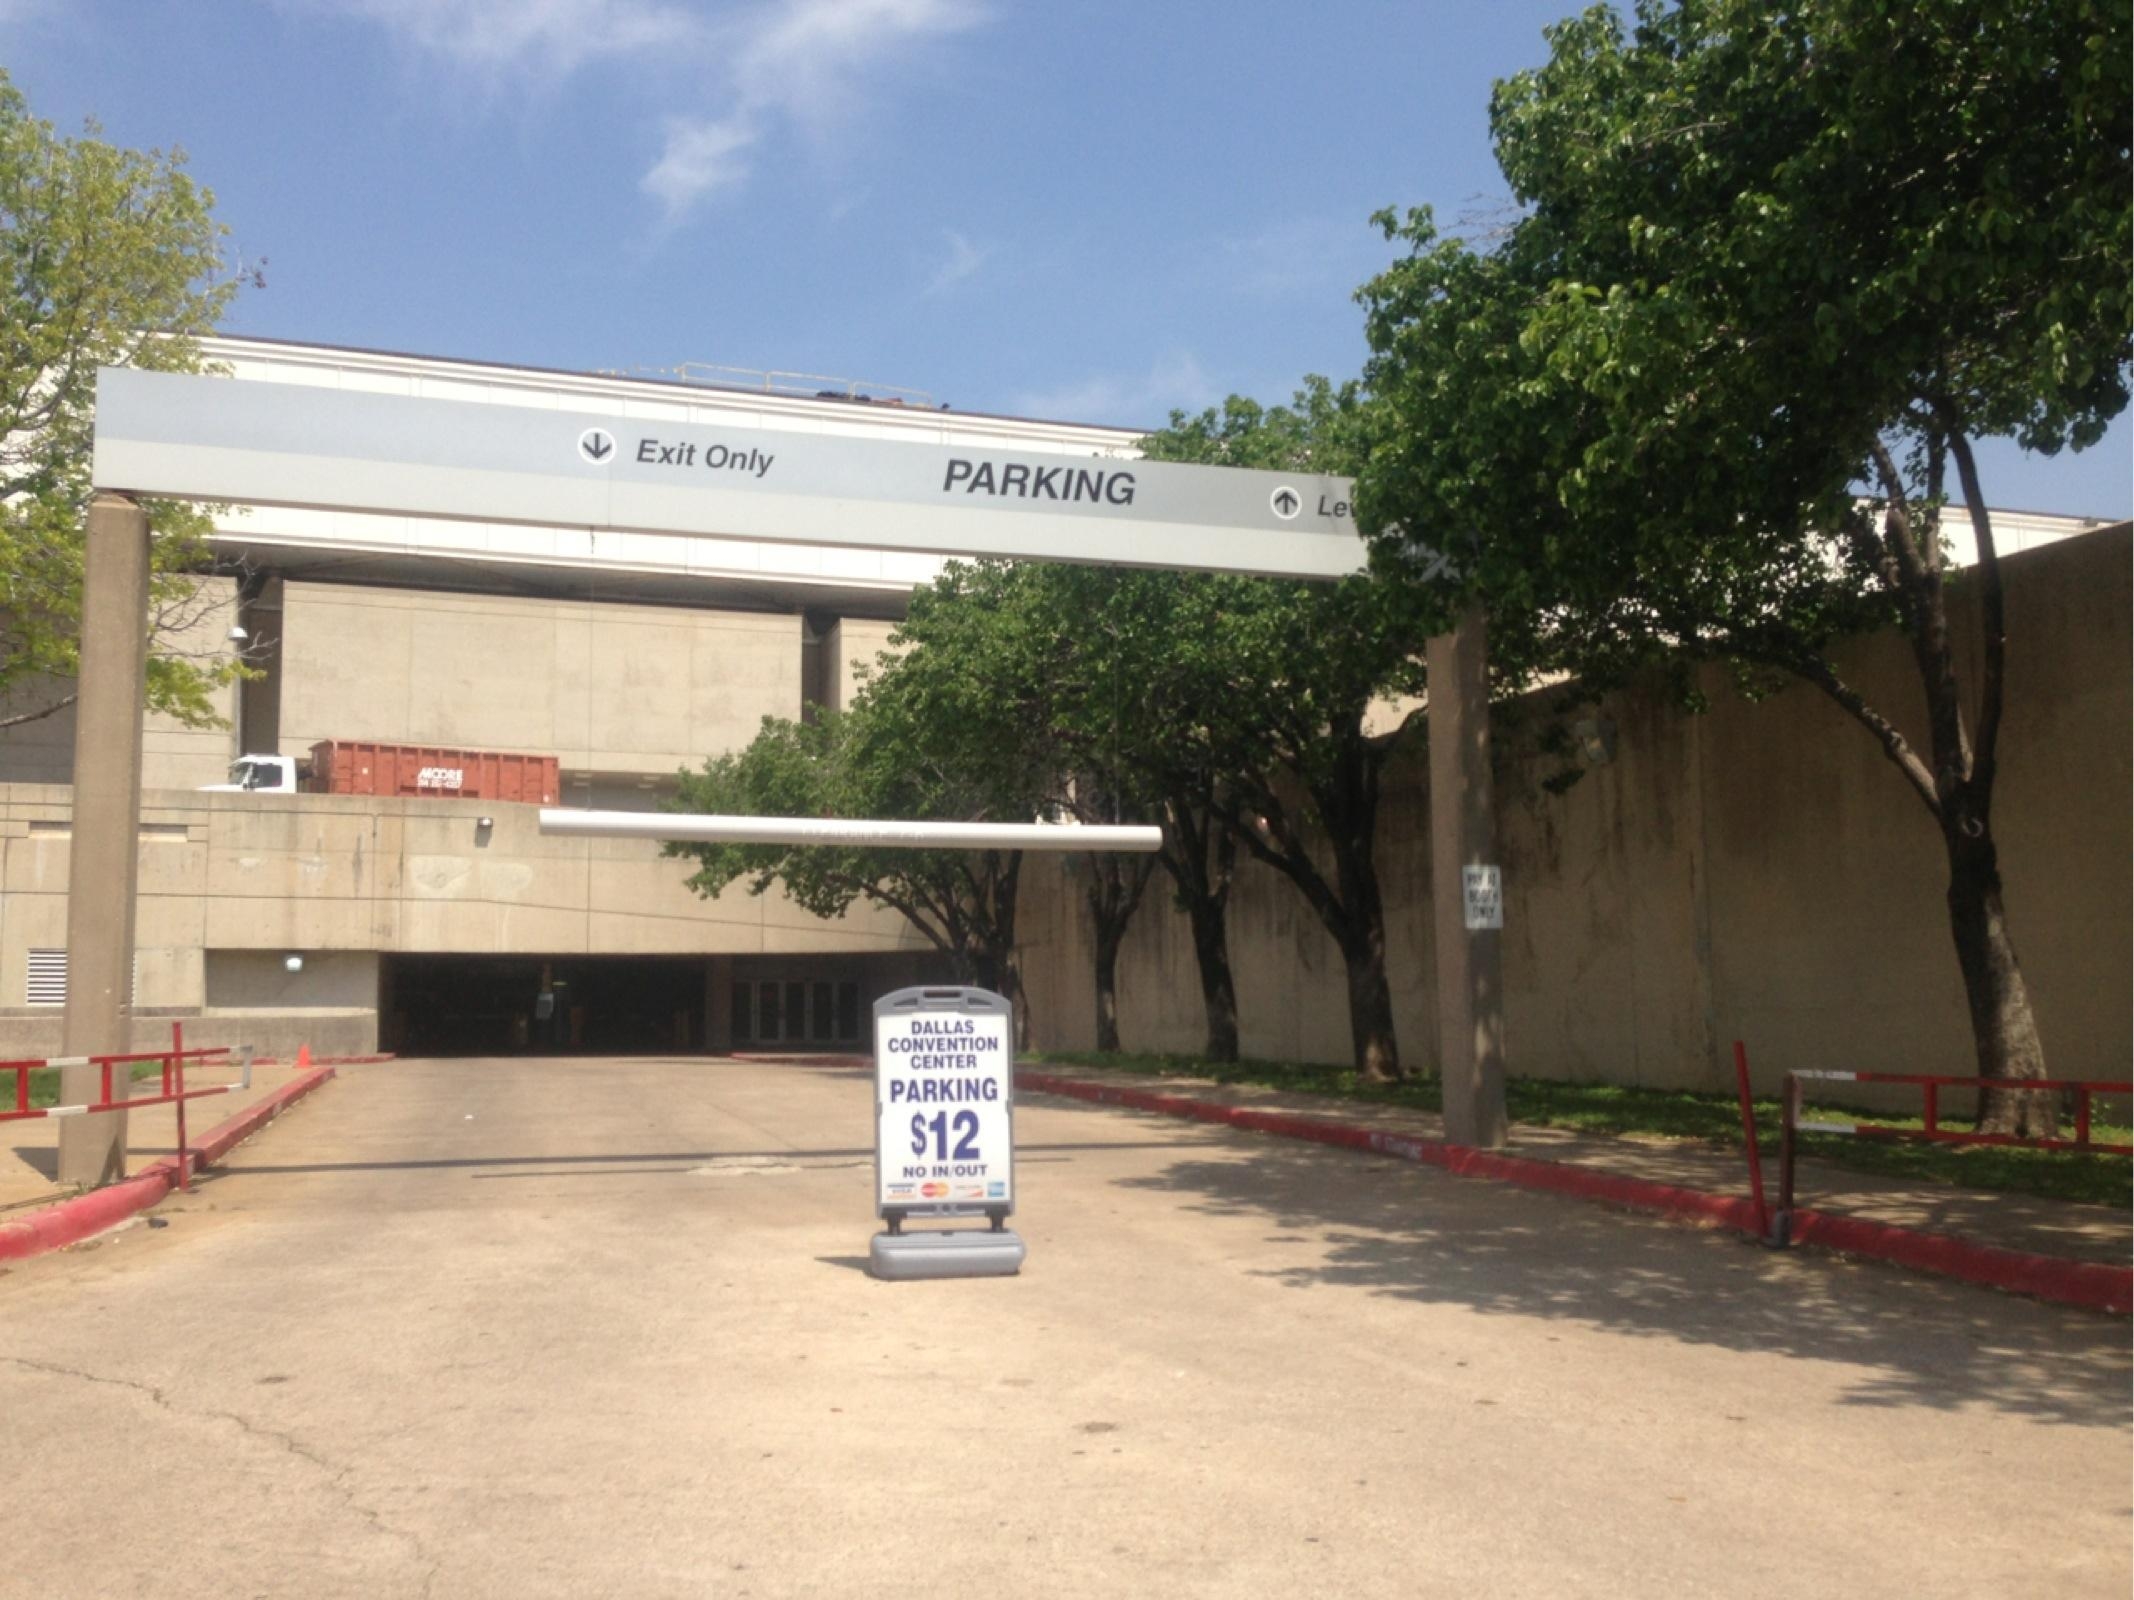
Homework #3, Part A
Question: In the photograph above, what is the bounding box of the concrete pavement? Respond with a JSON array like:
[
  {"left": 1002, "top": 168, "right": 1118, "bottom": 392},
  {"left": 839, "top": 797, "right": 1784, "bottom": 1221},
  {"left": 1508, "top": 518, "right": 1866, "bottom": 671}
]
[
  {"left": 1014, "top": 1057, "right": 2133, "bottom": 1266},
  {"left": 2, "top": 1055, "right": 2127, "bottom": 1600}
]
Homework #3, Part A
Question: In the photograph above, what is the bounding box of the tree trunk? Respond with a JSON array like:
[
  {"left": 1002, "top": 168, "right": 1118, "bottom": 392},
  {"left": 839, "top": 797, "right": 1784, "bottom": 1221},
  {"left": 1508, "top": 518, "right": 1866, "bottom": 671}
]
[
  {"left": 1335, "top": 833, "right": 1400, "bottom": 1083},
  {"left": 1083, "top": 850, "right": 1154, "bottom": 1055},
  {"left": 1315, "top": 742, "right": 1401, "bottom": 1083},
  {"left": 1946, "top": 825, "right": 2053, "bottom": 1136},
  {"left": 1343, "top": 929, "right": 1400, "bottom": 1084},
  {"left": 1185, "top": 886, "right": 1240, "bottom": 1063},
  {"left": 1092, "top": 918, "right": 1123, "bottom": 1053},
  {"left": 1159, "top": 794, "right": 1240, "bottom": 1063},
  {"left": 1825, "top": 444, "right": 2057, "bottom": 1139},
  {"left": 1002, "top": 951, "right": 1032, "bottom": 1053}
]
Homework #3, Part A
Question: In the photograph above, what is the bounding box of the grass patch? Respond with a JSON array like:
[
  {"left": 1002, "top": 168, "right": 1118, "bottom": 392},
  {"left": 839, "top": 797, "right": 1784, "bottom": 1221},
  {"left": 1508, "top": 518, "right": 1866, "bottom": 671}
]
[
  {"left": 13, "top": 1059, "right": 166, "bottom": 1112},
  {"left": 1024, "top": 1050, "right": 2133, "bottom": 1209}
]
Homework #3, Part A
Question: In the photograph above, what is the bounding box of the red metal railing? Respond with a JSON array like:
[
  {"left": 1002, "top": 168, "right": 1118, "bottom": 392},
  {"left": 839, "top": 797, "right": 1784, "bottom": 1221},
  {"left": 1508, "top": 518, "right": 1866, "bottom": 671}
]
[
  {"left": 1, "top": 1023, "right": 255, "bottom": 1191},
  {"left": 1775, "top": 1064, "right": 2132, "bottom": 1236}
]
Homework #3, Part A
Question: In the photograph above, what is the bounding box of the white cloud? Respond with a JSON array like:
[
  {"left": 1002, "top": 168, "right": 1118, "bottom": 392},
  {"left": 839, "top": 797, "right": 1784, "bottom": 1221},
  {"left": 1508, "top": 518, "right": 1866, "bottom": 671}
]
[
  {"left": 642, "top": 0, "right": 984, "bottom": 219},
  {"left": 642, "top": 113, "right": 758, "bottom": 213},
  {"left": 1012, "top": 351, "right": 1217, "bottom": 428},
  {"left": 312, "top": 0, "right": 986, "bottom": 221},
  {"left": 925, "top": 230, "right": 987, "bottom": 295},
  {"left": 319, "top": 0, "right": 702, "bottom": 75}
]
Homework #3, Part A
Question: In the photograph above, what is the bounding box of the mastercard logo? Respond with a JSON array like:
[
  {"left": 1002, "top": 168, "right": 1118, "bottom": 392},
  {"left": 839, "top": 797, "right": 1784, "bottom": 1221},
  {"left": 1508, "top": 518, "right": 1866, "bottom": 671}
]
[{"left": 921, "top": 1181, "right": 949, "bottom": 1198}]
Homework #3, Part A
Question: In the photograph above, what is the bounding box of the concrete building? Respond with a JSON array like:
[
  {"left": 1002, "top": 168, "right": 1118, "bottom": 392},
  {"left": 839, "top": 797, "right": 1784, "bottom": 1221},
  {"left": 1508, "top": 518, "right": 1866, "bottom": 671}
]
[
  {"left": 0, "top": 335, "right": 2122, "bottom": 1091},
  {"left": 0, "top": 336, "right": 1141, "bottom": 1059}
]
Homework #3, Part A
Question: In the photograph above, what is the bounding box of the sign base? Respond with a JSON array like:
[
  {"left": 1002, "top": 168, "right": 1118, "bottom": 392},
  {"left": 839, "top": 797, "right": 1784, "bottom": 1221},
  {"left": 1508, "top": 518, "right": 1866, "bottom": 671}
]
[{"left": 869, "top": 1228, "right": 1026, "bottom": 1281}]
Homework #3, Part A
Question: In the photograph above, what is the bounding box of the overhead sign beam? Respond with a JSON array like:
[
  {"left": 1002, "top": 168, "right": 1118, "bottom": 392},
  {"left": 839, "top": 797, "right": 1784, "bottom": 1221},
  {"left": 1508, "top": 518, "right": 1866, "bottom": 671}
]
[
  {"left": 539, "top": 809, "right": 1163, "bottom": 852},
  {"left": 92, "top": 368, "right": 1365, "bottom": 581}
]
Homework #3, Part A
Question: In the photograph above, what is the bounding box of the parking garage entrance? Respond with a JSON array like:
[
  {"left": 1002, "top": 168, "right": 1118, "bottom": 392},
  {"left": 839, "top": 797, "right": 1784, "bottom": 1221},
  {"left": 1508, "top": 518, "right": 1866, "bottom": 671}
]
[
  {"left": 382, "top": 955, "right": 705, "bottom": 1057},
  {"left": 379, "top": 953, "right": 952, "bottom": 1058}
]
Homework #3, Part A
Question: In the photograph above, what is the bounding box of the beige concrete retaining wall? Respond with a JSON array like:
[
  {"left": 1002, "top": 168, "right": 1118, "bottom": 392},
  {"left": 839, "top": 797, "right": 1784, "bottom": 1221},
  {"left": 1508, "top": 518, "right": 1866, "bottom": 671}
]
[{"left": 1021, "top": 526, "right": 2133, "bottom": 1092}]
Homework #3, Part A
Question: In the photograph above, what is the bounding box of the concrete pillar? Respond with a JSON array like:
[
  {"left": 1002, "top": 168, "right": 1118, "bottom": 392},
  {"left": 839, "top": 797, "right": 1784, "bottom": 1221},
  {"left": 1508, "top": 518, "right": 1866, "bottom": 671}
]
[
  {"left": 705, "top": 956, "right": 734, "bottom": 1054},
  {"left": 1427, "top": 605, "right": 1508, "bottom": 1148},
  {"left": 235, "top": 571, "right": 283, "bottom": 758},
  {"left": 59, "top": 494, "right": 151, "bottom": 1187}
]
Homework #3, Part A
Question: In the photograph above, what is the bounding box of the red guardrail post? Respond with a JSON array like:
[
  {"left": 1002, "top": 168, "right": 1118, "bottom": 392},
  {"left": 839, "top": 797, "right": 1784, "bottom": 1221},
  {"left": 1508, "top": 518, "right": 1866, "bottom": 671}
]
[
  {"left": 2076, "top": 1087, "right": 2092, "bottom": 1149},
  {"left": 1777, "top": 1073, "right": 1799, "bottom": 1243},
  {"left": 1732, "top": 1041, "right": 1772, "bottom": 1243},
  {"left": 173, "top": 1020, "right": 191, "bottom": 1193}
]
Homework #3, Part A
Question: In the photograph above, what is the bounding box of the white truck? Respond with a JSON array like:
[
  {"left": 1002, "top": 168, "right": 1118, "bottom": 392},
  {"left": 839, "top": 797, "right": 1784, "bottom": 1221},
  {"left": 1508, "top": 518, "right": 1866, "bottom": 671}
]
[
  {"left": 201, "top": 754, "right": 301, "bottom": 793},
  {"left": 198, "top": 741, "right": 560, "bottom": 803}
]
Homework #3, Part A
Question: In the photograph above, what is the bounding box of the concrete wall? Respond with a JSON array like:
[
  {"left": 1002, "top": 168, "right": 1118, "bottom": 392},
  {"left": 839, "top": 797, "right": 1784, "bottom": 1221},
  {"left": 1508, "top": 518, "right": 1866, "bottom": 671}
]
[
  {"left": 822, "top": 618, "right": 901, "bottom": 713},
  {"left": 1022, "top": 525, "right": 2133, "bottom": 1092},
  {"left": 277, "top": 583, "right": 803, "bottom": 775},
  {"left": 0, "top": 783, "right": 937, "bottom": 1056},
  {"left": 0, "top": 1007, "right": 378, "bottom": 1062},
  {"left": 0, "top": 574, "right": 242, "bottom": 790}
]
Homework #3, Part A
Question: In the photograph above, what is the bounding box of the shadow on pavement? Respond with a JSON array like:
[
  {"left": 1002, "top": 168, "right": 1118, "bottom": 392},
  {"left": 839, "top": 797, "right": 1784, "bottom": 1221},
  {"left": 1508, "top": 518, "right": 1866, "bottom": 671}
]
[
  {"left": 7, "top": 1146, "right": 58, "bottom": 1180},
  {"left": 1117, "top": 1136, "right": 2131, "bottom": 1428}
]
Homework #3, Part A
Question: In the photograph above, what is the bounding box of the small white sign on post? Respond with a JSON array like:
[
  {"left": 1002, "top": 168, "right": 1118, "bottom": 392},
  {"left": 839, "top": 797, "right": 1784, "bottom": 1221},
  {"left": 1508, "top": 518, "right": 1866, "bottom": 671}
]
[
  {"left": 870, "top": 986, "right": 1024, "bottom": 1279},
  {"left": 1462, "top": 864, "right": 1504, "bottom": 931}
]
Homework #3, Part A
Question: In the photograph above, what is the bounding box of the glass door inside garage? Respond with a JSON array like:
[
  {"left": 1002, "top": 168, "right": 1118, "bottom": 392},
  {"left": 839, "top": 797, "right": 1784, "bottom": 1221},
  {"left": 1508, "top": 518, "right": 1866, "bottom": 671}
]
[{"left": 731, "top": 976, "right": 862, "bottom": 1048}]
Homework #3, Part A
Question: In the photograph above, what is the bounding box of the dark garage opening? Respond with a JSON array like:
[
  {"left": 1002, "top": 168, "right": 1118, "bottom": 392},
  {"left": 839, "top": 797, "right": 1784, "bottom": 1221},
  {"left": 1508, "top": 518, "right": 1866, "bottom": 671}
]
[{"left": 383, "top": 954, "right": 705, "bottom": 1057}]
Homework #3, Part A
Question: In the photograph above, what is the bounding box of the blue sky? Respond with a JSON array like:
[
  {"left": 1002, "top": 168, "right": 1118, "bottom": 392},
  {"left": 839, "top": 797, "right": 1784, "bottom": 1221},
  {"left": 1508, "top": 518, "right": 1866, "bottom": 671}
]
[{"left": 4, "top": 0, "right": 2126, "bottom": 516}]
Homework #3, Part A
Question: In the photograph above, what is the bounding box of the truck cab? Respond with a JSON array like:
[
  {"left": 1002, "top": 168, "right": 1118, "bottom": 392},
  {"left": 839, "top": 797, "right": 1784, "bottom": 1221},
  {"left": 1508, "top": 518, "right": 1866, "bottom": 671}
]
[{"left": 201, "top": 754, "right": 299, "bottom": 794}]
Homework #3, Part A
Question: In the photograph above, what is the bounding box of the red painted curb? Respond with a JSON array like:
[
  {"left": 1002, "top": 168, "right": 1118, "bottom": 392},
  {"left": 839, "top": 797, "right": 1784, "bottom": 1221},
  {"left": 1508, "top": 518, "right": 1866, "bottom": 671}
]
[
  {"left": 1015, "top": 1069, "right": 2132, "bottom": 1316},
  {"left": 0, "top": 1168, "right": 175, "bottom": 1265},
  {"left": 0, "top": 1065, "right": 338, "bottom": 1265},
  {"left": 179, "top": 1063, "right": 338, "bottom": 1168},
  {"left": 247, "top": 1053, "right": 395, "bottom": 1066}
]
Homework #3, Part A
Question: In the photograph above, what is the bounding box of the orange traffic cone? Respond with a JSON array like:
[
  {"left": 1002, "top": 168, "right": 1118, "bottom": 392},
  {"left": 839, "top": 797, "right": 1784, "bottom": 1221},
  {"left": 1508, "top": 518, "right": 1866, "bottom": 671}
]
[{"left": 296, "top": 1043, "right": 312, "bottom": 1070}]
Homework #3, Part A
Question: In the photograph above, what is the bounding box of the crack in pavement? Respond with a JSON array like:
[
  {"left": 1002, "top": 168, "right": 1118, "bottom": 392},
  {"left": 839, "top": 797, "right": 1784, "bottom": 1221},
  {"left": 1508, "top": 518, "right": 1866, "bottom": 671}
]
[{"left": 1, "top": 1355, "right": 442, "bottom": 1595}]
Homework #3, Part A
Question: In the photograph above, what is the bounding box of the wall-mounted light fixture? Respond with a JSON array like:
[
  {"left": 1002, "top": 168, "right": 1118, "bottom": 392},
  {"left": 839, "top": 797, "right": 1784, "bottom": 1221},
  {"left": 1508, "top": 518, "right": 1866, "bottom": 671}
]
[
  {"left": 283, "top": 953, "right": 305, "bottom": 974},
  {"left": 477, "top": 816, "right": 494, "bottom": 831}
]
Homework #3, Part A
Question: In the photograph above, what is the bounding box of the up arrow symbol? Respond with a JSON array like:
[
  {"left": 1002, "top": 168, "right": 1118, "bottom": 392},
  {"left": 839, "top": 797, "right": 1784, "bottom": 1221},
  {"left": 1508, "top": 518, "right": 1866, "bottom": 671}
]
[{"left": 1270, "top": 486, "right": 1301, "bottom": 520}]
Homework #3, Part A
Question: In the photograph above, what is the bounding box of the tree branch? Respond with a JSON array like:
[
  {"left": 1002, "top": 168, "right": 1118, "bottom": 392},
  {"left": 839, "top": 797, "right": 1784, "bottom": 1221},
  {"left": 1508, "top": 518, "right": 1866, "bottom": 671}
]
[
  {"left": 1868, "top": 435, "right": 1971, "bottom": 796},
  {"left": 1794, "top": 655, "right": 1942, "bottom": 819},
  {"left": 1939, "top": 417, "right": 2006, "bottom": 806},
  {"left": 0, "top": 690, "right": 76, "bottom": 730}
]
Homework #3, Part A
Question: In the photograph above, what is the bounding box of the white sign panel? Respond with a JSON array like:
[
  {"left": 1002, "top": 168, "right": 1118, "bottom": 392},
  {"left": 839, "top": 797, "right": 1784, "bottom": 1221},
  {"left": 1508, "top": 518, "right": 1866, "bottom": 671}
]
[
  {"left": 1462, "top": 864, "right": 1504, "bottom": 931},
  {"left": 875, "top": 990, "right": 1015, "bottom": 1216},
  {"left": 92, "top": 367, "right": 1368, "bottom": 581}
]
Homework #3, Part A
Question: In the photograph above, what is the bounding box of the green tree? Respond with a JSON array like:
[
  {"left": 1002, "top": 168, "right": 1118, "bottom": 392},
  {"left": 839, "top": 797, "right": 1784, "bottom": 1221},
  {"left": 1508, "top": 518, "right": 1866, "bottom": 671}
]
[
  {"left": 668, "top": 598, "right": 1060, "bottom": 1047},
  {"left": 1044, "top": 569, "right": 1242, "bottom": 1061},
  {"left": 881, "top": 559, "right": 1162, "bottom": 1054},
  {"left": 1359, "top": 0, "right": 2130, "bottom": 1129},
  {"left": 1143, "top": 384, "right": 1429, "bottom": 1083},
  {"left": 0, "top": 71, "right": 254, "bottom": 730}
]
